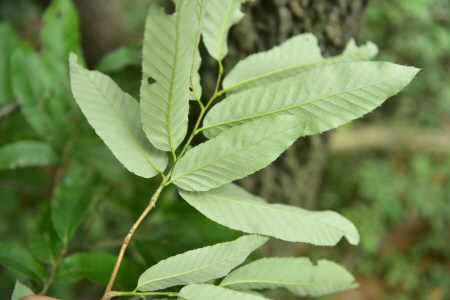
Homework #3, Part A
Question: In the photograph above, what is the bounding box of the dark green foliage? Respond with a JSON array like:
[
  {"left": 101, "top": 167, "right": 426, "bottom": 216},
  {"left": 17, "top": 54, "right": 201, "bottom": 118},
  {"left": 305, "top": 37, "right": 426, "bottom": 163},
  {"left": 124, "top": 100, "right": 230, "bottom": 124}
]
[
  {"left": 1, "top": 0, "right": 427, "bottom": 299},
  {"left": 319, "top": 154, "right": 450, "bottom": 299}
]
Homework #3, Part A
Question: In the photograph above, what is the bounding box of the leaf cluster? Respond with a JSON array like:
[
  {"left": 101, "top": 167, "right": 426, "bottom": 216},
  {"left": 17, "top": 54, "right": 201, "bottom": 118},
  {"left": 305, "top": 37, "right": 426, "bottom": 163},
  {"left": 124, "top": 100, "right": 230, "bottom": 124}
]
[{"left": 1, "top": 0, "right": 419, "bottom": 299}]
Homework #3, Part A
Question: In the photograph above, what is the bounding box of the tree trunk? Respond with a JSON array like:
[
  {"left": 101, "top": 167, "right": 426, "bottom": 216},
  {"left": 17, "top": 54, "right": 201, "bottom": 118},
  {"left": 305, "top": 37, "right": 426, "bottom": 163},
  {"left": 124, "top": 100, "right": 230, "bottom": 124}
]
[
  {"left": 200, "top": 0, "right": 368, "bottom": 263},
  {"left": 73, "top": 0, "right": 129, "bottom": 67}
]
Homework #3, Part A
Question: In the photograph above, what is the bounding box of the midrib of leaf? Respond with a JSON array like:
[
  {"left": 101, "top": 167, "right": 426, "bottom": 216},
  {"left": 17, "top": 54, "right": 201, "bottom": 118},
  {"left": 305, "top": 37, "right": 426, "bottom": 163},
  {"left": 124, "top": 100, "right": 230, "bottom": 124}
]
[
  {"left": 136, "top": 242, "right": 257, "bottom": 291},
  {"left": 200, "top": 191, "right": 353, "bottom": 236},
  {"left": 221, "top": 59, "right": 322, "bottom": 95},
  {"left": 218, "top": 0, "right": 236, "bottom": 60},
  {"left": 220, "top": 50, "right": 359, "bottom": 95},
  {"left": 201, "top": 75, "right": 401, "bottom": 134},
  {"left": 166, "top": 12, "right": 182, "bottom": 154},
  {"left": 170, "top": 126, "right": 295, "bottom": 183},
  {"left": 83, "top": 71, "right": 162, "bottom": 174}
]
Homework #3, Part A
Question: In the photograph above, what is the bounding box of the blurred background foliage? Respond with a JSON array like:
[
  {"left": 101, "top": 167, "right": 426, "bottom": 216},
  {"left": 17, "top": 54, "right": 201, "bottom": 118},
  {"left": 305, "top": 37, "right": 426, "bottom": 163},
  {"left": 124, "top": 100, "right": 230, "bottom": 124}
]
[{"left": 0, "top": 0, "right": 449, "bottom": 300}]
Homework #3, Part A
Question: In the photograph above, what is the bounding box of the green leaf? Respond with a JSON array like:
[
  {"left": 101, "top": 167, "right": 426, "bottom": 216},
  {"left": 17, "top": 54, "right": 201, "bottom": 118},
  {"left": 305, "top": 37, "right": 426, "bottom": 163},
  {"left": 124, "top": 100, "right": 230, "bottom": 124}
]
[
  {"left": 220, "top": 257, "right": 358, "bottom": 296},
  {"left": 55, "top": 252, "right": 144, "bottom": 290},
  {"left": 140, "top": 0, "right": 205, "bottom": 152},
  {"left": 189, "top": 0, "right": 207, "bottom": 101},
  {"left": 190, "top": 40, "right": 203, "bottom": 101},
  {"left": 71, "top": 134, "right": 124, "bottom": 180},
  {"left": 0, "top": 141, "right": 58, "bottom": 170},
  {"left": 41, "top": 0, "right": 81, "bottom": 57},
  {"left": 222, "top": 34, "right": 378, "bottom": 94},
  {"left": 136, "top": 235, "right": 268, "bottom": 292},
  {"left": 0, "top": 23, "right": 20, "bottom": 105},
  {"left": 69, "top": 53, "right": 168, "bottom": 177},
  {"left": 11, "top": 45, "right": 70, "bottom": 144},
  {"left": 28, "top": 207, "right": 63, "bottom": 264},
  {"left": 240, "top": 290, "right": 267, "bottom": 297},
  {"left": 340, "top": 38, "right": 378, "bottom": 61},
  {"left": 202, "top": 0, "right": 246, "bottom": 60},
  {"left": 11, "top": 281, "right": 34, "bottom": 300},
  {"left": 40, "top": 0, "right": 81, "bottom": 82},
  {"left": 178, "top": 284, "right": 269, "bottom": 300},
  {"left": 179, "top": 183, "right": 359, "bottom": 246},
  {"left": 95, "top": 45, "right": 141, "bottom": 73},
  {"left": 51, "top": 162, "right": 93, "bottom": 245},
  {"left": 202, "top": 61, "right": 419, "bottom": 138},
  {"left": 0, "top": 242, "right": 46, "bottom": 283},
  {"left": 171, "top": 115, "right": 306, "bottom": 192},
  {"left": 8, "top": 0, "right": 81, "bottom": 143}
]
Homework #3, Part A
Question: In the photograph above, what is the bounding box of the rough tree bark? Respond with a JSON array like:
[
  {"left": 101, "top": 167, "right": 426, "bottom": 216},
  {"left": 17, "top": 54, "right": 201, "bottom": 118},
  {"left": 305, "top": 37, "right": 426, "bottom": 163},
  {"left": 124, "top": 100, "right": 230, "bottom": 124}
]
[
  {"left": 73, "top": 0, "right": 129, "bottom": 67},
  {"left": 200, "top": 0, "right": 368, "bottom": 262}
]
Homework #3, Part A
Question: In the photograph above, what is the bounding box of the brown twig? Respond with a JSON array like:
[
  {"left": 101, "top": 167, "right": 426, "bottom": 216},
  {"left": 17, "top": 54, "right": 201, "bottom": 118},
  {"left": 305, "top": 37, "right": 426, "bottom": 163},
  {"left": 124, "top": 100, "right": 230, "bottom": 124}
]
[
  {"left": 0, "top": 101, "right": 20, "bottom": 120},
  {"left": 101, "top": 184, "right": 164, "bottom": 300}
]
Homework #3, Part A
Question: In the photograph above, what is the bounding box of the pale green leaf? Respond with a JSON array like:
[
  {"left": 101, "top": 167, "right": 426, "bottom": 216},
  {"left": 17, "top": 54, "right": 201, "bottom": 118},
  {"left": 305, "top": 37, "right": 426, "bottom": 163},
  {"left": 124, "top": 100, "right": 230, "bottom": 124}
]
[
  {"left": 0, "top": 242, "right": 46, "bottom": 283},
  {"left": 240, "top": 290, "right": 267, "bottom": 297},
  {"left": 136, "top": 235, "right": 268, "bottom": 292},
  {"left": 55, "top": 252, "right": 144, "bottom": 290},
  {"left": 140, "top": 0, "right": 205, "bottom": 152},
  {"left": 0, "top": 141, "right": 58, "bottom": 170},
  {"left": 179, "top": 183, "right": 359, "bottom": 246},
  {"left": 221, "top": 257, "right": 358, "bottom": 297},
  {"left": 171, "top": 115, "right": 306, "bottom": 192},
  {"left": 190, "top": 44, "right": 203, "bottom": 101},
  {"left": 202, "top": 0, "right": 246, "bottom": 60},
  {"left": 189, "top": 1, "right": 207, "bottom": 101},
  {"left": 222, "top": 34, "right": 378, "bottom": 93},
  {"left": 178, "top": 284, "right": 269, "bottom": 300},
  {"left": 11, "top": 281, "right": 34, "bottom": 300},
  {"left": 341, "top": 38, "right": 378, "bottom": 61},
  {"left": 69, "top": 53, "right": 167, "bottom": 177},
  {"left": 202, "top": 61, "right": 419, "bottom": 138},
  {"left": 51, "top": 162, "right": 93, "bottom": 245},
  {"left": 222, "top": 33, "right": 323, "bottom": 93}
]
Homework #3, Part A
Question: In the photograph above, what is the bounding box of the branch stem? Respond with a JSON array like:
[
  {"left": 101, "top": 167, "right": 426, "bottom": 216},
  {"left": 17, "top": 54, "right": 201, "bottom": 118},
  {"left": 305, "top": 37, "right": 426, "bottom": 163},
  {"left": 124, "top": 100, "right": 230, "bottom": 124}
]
[
  {"left": 172, "top": 59, "right": 225, "bottom": 165},
  {"left": 39, "top": 245, "right": 67, "bottom": 295},
  {"left": 101, "top": 184, "right": 165, "bottom": 300}
]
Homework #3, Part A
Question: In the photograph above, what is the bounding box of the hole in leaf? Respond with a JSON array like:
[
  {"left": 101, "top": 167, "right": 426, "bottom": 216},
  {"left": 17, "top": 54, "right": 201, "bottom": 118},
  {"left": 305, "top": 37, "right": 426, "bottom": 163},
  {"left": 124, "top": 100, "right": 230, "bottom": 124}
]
[
  {"left": 164, "top": 2, "right": 175, "bottom": 14},
  {"left": 56, "top": 11, "right": 63, "bottom": 18},
  {"left": 147, "top": 77, "right": 156, "bottom": 85}
]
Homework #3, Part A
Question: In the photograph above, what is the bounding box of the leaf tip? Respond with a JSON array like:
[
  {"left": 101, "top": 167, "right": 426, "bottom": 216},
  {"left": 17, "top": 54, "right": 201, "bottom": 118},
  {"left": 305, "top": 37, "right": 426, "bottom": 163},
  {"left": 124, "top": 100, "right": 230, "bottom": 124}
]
[
  {"left": 69, "top": 52, "right": 77, "bottom": 62},
  {"left": 346, "top": 231, "right": 360, "bottom": 246}
]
